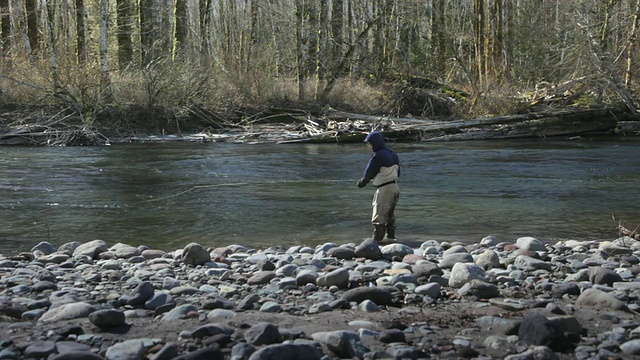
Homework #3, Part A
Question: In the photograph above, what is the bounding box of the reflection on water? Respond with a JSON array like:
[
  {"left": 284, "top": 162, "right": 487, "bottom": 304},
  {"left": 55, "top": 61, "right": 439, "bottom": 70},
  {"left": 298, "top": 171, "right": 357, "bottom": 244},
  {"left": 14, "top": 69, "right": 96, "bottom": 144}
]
[{"left": 1, "top": 137, "right": 640, "bottom": 254}]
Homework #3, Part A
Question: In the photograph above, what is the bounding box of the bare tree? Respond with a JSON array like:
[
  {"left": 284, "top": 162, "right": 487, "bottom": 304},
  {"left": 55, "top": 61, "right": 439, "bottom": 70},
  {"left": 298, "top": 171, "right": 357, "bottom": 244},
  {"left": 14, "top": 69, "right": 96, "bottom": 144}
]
[
  {"left": 25, "top": 0, "right": 39, "bottom": 57},
  {"left": 116, "top": 0, "right": 133, "bottom": 69}
]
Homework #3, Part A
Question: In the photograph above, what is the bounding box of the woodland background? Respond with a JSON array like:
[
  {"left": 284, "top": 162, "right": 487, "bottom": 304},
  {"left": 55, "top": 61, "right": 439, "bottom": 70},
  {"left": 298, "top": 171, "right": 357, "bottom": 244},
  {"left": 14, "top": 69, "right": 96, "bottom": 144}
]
[{"left": 0, "top": 0, "right": 639, "bottom": 137}]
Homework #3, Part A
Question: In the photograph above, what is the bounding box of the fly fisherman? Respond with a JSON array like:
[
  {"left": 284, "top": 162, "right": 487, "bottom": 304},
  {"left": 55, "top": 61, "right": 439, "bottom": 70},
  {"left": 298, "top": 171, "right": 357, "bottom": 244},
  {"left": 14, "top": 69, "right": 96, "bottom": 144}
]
[{"left": 357, "top": 131, "right": 400, "bottom": 243}]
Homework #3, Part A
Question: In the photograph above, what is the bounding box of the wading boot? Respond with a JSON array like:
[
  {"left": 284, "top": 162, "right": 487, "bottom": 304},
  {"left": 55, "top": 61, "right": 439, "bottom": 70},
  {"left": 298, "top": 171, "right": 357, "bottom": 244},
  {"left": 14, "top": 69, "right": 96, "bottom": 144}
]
[
  {"left": 386, "top": 225, "right": 396, "bottom": 241},
  {"left": 373, "top": 225, "right": 386, "bottom": 243}
]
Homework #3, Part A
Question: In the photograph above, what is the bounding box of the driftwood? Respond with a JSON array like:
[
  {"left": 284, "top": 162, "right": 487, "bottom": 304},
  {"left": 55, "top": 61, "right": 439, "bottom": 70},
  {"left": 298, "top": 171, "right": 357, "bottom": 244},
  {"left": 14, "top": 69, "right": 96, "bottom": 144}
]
[{"left": 279, "top": 107, "right": 636, "bottom": 144}]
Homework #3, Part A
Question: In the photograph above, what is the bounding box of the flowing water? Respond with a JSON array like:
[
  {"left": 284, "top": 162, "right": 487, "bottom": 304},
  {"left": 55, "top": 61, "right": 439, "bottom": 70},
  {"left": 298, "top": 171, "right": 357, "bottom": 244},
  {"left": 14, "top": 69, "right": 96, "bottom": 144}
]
[{"left": 1, "top": 136, "right": 639, "bottom": 254}]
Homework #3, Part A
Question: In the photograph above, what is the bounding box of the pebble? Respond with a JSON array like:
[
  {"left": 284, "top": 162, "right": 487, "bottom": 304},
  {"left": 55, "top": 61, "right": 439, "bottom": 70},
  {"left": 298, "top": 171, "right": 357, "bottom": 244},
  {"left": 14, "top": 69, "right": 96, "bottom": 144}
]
[{"left": 1, "top": 235, "right": 640, "bottom": 359}]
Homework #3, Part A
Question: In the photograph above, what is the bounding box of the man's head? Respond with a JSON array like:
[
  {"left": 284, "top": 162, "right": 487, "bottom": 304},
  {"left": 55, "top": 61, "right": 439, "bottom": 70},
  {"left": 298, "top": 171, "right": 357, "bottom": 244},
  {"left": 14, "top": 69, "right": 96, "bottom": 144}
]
[{"left": 364, "top": 131, "right": 386, "bottom": 151}]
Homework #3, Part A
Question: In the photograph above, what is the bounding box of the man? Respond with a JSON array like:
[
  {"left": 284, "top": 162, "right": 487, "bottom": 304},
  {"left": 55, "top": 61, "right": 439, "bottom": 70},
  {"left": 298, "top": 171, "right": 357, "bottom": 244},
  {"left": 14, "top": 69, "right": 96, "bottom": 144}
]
[{"left": 357, "top": 131, "right": 400, "bottom": 243}]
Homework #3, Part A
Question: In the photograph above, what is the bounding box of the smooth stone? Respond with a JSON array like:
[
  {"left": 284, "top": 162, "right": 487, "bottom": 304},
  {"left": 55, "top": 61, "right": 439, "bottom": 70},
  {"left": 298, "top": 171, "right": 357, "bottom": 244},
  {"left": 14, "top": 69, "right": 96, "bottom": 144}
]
[
  {"left": 73, "top": 240, "right": 108, "bottom": 259},
  {"left": 515, "top": 237, "right": 546, "bottom": 251},
  {"left": 380, "top": 243, "right": 414, "bottom": 260},
  {"left": 311, "top": 330, "right": 369, "bottom": 359},
  {"left": 161, "top": 304, "right": 198, "bottom": 321},
  {"left": 317, "top": 268, "right": 349, "bottom": 289},
  {"left": 39, "top": 302, "right": 96, "bottom": 323},
  {"left": 341, "top": 287, "right": 393, "bottom": 305},
  {"left": 24, "top": 341, "right": 57, "bottom": 358},
  {"left": 576, "top": 288, "right": 627, "bottom": 311},
  {"left": 50, "top": 351, "right": 105, "bottom": 360},
  {"left": 105, "top": 339, "right": 145, "bottom": 360},
  {"left": 247, "top": 344, "right": 323, "bottom": 360},
  {"left": 448, "top": 263, "right": 487, "bottom": 288},
  {"left": 55, "top": 341, "right": 92, "bottom": 354},
  {"left": 244, "top": 322, "right": 280, "bottom": 346},
  {"left": 439, "top": 253, "right": 474, "bottom": 269},
  {"left": 89, "top": 309, "right": 127, "bottom": 328},
  {"left": 247, "top": 271, "right": 276, "bottom": 286},
  {"left": 414, "top": 283, "right": 441, "bottom": 299},
  {"left": 125, "top": 282, "right": 155, "bottom": 306},
  {"left": 182, "top": 243, "right": 211, "bottom": 266},
  {"left": 514, "top": 255, "right": 552, "bottom": 271}
]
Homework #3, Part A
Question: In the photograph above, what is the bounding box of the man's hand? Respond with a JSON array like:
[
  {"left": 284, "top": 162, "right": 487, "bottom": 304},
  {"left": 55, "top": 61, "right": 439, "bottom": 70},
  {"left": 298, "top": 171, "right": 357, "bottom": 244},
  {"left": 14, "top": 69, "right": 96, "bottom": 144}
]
[{"left": 357, "top": 178, "right": 367, "bottom": 188}]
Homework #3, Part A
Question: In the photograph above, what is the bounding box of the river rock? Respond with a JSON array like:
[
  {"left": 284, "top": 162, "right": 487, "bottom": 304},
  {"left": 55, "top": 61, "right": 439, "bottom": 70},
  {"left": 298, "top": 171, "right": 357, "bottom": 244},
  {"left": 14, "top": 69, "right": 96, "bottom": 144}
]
[
  {"left": 296, "top": 269, "right": 318, "bottom": 285},
  {"left": 172, "top": 345, "right": 223, "bottom": 360},
  {"left": 51, "top": 352, "right": 105, "bottom": 360},
  {"left": 341, "top": 287, "right": 393, "bottom": 305},
  {"left": 0, "top": 301, "right": 28, "bottom": 319},
  {"left": 354, "top": 239, "right": 382, "bottom": 260},
  {"left": 411, "top": 261, "right": 442, "bottom": 278},
  {"left": 182, "top": 243, "right": 211, "bottom": 266},
  {"left": 311, "top": 330, "right": 369, "bottom": 358},
  {"left": 327, "top": 246, "right": 355, "bottom": 260},
  {"left": 380, "top": 243, "right": 413, "bottom": 260},
  {"left": 514, "top": 255, "right": 552, "bottom": 271},
  {"left": 414, "top": 283, "right": 441, "bottom": 299},
  {"left": 24, "top": 341, "right": 56, "bottom": 359},
  {"left": 191, "top": 323, "right": 234, "bottom": 340},
  {"left": 243, "top": 322, "right": 280, "bottom": 346},
  {"left": 124, "top": 281, "right": 155, "bottom": 306},
  {"left": 247, "top": 344, "right": 323, "bottom": 360},
  {"left": 439, "top": 253, "right": 474, "bottom": 269},
  {"left": 515, "top": 236, "right": 546, "bottom": 251},
  {"left": 247, "top": 271, "right": 276, "bottom": 285},
  {"left": 111, "top": 243, "right": 141, "bottom": 259},
  {"left": 31, "top": 241, "right": 56, "bottom": 255},
  {"left": 475, "top": 249, "right": 501, "bottom": 269},
  {"left": 576, "top": 288, "right": 628, "bottom": 311},
  {"left": 39, "top": 302, "right": 96, "bottom": 323},
  {"left": 161, "top": 304, "right": 198, "bottom": 321},
  {"left": 448, "top": 263, "right": 487, "bottom": 288},
  {"left": 105, "top": 339, "right": 145, "bottom": 360},
  {"left": 145, "top": 292, "right": 175, "bottom": 310},
  {"left": 317, "top": 267, "right": 349, "bottom": 288},
  {"left": 89, "top": 309, "right": 127, "bottom": 328},
  {"left": 504, "top": 346, "right": 558, "bottom": 360},
  {"left": 588, "top": 266, "right": 623, "bottom": 286},
  {"left": 73, "top": 240, "right": 108, "bottom": 259},
  {"left": 457, "top": 279, "right": 499, "bottom": 299}
]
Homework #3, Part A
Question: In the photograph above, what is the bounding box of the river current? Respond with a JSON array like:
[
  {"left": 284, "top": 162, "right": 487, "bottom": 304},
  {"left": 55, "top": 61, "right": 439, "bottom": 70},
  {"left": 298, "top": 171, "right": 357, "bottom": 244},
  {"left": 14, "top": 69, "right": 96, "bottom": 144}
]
[{"left": 1, "top": 136, "right": 639, "bottom": 254}]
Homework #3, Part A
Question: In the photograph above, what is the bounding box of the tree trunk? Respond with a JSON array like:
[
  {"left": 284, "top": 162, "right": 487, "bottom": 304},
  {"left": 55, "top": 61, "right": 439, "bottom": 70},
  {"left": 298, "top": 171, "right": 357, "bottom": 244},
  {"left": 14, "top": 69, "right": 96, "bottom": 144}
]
[
  {"left": 75, "top": 0, "right": 86, "bottom": 65},
  {"left": 199, "top": 0, "right": 212, "bottom": 60},
  {"left": 432, "top": 0, "right": 446, "bottom": 73},
  {"left": 0, "top": 0, "right": 9, "bottom": 57},
  {"left": 247, "top": 0, "right": 259, "bottom": 73},
  {"left": 25, "top": 0, "right": 39, "bottom": 57},
  {"left": 295, "top": 0, "right": 305, "bottom": 100},
  {"left": 116, "top": 0, "right": 133, "bottom": 69},
  {"left": 140, "top": 0, "right": 153, "bottom": 65},
  {"left": 175, "top": 0, "right": 188, "bottom": 59},
  {"left": 626, "top": 0, "right": 640, "bottom": 87},
  {"left": 331, "top": 0, "right": 343, "bottom": 67},
  {"left": 45, "top": 0, "right": 58, "bottom": 89},
  {"left": 100, "top": 0, "right": 111, "bottom": 100}
]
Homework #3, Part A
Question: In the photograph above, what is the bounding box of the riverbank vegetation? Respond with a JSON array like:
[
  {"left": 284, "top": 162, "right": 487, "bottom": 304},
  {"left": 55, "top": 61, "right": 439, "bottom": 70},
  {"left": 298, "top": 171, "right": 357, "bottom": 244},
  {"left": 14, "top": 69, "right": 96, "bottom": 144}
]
[{"left": 0, "top": 0, "right": 639, "bottom": 145}]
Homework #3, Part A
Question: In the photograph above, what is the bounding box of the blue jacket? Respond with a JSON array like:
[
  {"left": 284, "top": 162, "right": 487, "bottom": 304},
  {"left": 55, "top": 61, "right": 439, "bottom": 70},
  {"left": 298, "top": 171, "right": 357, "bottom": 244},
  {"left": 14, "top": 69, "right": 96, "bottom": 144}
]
[{"left": 362, "top": 131, "right": 400, "bottom": 183}]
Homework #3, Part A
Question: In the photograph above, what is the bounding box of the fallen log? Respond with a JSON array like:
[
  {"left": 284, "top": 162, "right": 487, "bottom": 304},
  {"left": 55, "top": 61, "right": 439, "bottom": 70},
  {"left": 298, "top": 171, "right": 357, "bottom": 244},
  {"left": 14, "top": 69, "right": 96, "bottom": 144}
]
[{"left": 282, "top": 107, "right": 631, "bottom": 143}]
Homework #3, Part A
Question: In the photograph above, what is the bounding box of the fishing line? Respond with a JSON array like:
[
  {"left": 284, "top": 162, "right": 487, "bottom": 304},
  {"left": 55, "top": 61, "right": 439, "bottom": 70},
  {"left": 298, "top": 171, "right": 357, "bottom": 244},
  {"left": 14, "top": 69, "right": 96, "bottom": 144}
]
[{"left": 138, "top": 179, "right": 352, "bottom": 203}]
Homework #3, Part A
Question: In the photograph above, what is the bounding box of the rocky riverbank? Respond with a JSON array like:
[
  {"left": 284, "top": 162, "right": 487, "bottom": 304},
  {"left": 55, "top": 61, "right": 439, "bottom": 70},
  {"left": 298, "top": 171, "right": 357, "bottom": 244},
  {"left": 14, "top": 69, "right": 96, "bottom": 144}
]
[{"left": 1, "top": 235, "right": 640, "bottom": 359}]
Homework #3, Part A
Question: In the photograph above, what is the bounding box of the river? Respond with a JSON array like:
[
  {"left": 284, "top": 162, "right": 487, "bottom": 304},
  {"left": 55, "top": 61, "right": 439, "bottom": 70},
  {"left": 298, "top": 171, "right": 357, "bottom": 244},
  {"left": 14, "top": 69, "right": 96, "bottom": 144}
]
[{"left": 1, "top": 136, "right": 639, "bottom": 255}]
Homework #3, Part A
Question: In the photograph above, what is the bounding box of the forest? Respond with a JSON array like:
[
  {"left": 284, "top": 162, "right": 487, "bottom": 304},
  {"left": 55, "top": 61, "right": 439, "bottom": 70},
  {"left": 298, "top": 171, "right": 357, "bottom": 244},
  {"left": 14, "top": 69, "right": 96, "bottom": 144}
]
[{"left": 0, "top": 0, "right": 639, "bottom": 145}]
